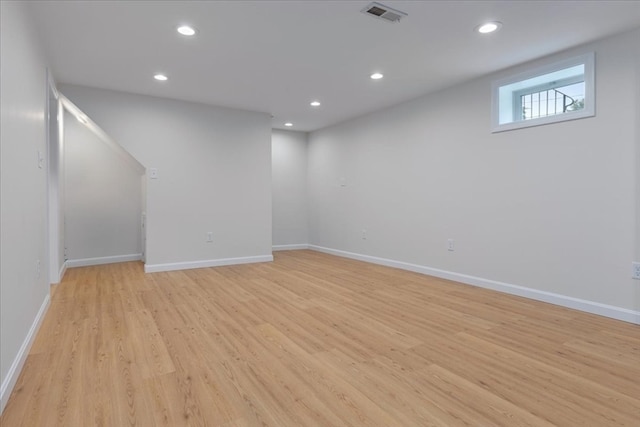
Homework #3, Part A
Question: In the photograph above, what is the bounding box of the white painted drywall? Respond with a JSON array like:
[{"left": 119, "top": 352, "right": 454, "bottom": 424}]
[
  {"left": 272, "top": 130, "right": 309, "bottom": 246},
  {"left": 63, "top": 109, "right": 143, "bottom": 262},
  {"left": 308, "top": 29, "right": 640, "bottom": 314},
  {"left": 60, "top": 85, "right": 272, "bottom": 268},
  {"left": 0, "top": 1, "right": 50, "bottom": 412}
]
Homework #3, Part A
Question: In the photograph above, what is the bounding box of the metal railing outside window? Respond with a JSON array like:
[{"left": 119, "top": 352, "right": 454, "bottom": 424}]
[{"left": 516, "top": 80, "right": 585, "bottom": 121}]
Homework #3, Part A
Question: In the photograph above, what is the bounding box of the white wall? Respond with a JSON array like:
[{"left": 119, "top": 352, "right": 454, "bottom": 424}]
[
  {"left": 272, "top": 130, "right": 309, "bottom": 247},
  {"left": 63, "top": 108, "right": 143, "bottom": 263},
  {"left": 308, "top": 29, "right": 640, "bottom": 319},
  {"left": 60, "top": 85, "right": 273, "bottom": 271},
  {"left": 0, "top": 1, "right": 50, "bottom": 412}
]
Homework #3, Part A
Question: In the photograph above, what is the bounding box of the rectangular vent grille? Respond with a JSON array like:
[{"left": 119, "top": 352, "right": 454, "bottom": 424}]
[{"left": 361, "top": 2, "right": 407, "bottom": 23}]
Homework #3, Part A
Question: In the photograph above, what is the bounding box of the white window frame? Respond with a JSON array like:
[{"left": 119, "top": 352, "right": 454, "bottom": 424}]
[{"left": 491, "top": 53, "right": 595, "bottom": 133}]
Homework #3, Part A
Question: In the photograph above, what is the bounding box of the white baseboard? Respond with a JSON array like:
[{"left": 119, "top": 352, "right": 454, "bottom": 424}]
[
  {"left": 66, "top": 253, "right": 142, "bottom": 268},
  {"left": 144, "top": 254, "right": 274, "bottom": 273},
  {"left": 0, "top": 294, "right": 50, "bottom": 414},
  {"left": 273, "top": 244, "right": 310, "bottom": 251},
  {"left": 308, "top": 245, "right": 640, "bottom": 325}
]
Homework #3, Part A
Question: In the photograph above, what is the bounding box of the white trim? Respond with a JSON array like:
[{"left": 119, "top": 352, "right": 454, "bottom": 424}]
[
  {"left": 0, "top": 294, "right": 50, "bottom": 414},
  {"left": 144, "top": 255, "right": 273, "bottom": 273},
  {"left": 308, "top": 245, "right": 640, "bottom": 325},
  {"left": 46, "top": 68, "right": 61, "bottom": 285},
  {"left": 273, "top": 244, "right": 310, "bottom": 251},
  {"left": 58, "top": 261, "right": 68, "bottom": 282},
  {"left": 46, "top": 68, "right": 59, "bottom": 99},
  {"left": 66, "top": 253, "right": 142, "bottom": 268}
]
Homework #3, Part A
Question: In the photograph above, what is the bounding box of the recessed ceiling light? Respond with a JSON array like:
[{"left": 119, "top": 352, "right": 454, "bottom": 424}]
[
  {"left": 154, "top": 74, "right": 168, "bottom": 81},
  {"left": 310, "top": 101, "right": 321, "bottom": 107},
  {"left": 476, "top": 21, "right": 502, "bottom": 34},
  {"left": 284, "top": 122, "right": 293, "bottom": 127},
  {"left": 177, "top": 25, "right": 197, "bottom": 36},
  {"left": 370, "top": 72, "right": 384, "bottom": 80}
]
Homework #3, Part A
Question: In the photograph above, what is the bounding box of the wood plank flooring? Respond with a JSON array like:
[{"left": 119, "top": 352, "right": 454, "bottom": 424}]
[{"left": 2, "top": 250, "right": 639, "bottom": 426}]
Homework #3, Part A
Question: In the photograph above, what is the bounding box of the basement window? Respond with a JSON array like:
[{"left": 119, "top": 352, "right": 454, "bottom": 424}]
[{"left": 491, "top": 53, "right": 595, "bottom": 132}]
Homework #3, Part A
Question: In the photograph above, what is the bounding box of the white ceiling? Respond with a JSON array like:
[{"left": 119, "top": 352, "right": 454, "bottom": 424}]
[{"left": 28, "top": 1, "right": 640, "bottom": 132}]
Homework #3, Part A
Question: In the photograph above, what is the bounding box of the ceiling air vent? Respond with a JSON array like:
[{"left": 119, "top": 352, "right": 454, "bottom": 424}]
[{"left": 361, "top": 2, "right": 407, "bottom": 23}]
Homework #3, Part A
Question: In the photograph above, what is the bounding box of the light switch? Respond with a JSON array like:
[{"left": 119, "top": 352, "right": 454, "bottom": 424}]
[{"left": 149, "top": 168, "right": 158, "bottom": 179}]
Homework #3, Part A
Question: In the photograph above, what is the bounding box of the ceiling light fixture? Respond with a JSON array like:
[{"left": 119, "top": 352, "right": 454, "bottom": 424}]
[
  {"left": 154, "top": 74, "right": 168, "bottom": 81},
  {"left": 370, "top": 72, "right": 384, "bottom": 80},
  {"left": 177, "top": 25, "right": 197, "bottom": 36},
  {"left": 284, "top": 122, "right": 293, "bottom": 127},
  {"left": 476, "top": 21, "right": 502, "bottom": 34},
  {"left": 310, "top": 101, "right": 321, "bottom": 107}
]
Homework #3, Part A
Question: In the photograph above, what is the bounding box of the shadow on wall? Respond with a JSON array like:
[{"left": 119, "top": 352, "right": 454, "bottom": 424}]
[{"left": 60, "top": 95, "right": 147, "bottom": 269}]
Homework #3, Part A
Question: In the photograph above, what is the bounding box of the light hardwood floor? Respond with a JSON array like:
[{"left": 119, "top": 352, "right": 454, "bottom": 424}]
[{"left": 2, "top": 250, "right": 639, "bottom": 426}]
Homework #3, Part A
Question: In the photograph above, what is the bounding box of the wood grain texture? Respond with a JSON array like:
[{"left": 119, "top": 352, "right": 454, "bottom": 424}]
[{"left": 2, "top": 250, "right": 639, "bottom": 426}]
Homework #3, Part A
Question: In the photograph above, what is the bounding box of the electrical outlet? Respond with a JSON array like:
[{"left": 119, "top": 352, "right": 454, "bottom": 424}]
[
  {"left": 447, "top": 239, "right": 455, "bottom": 251},
  {"left": 35, "top": 259, "right": 41, "bottom": 278},
  {"left": 206, "top": 232, "right": 213, "bottom": 243},
  {"left": 362, "top": 229, "right": 367, "bottom": 240},
  {"left": 632, "top": 262, "right": 640, "bottom": 280}
]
